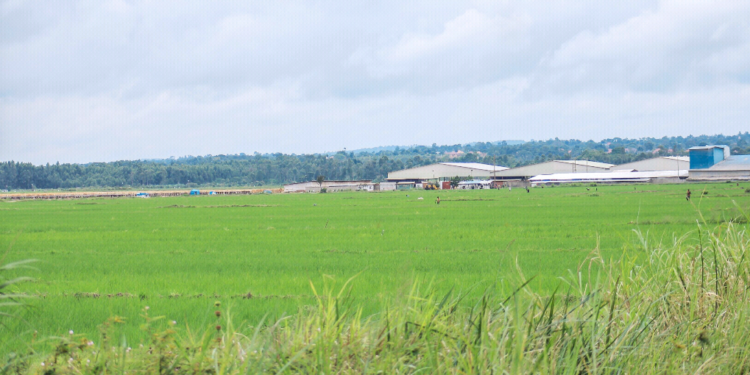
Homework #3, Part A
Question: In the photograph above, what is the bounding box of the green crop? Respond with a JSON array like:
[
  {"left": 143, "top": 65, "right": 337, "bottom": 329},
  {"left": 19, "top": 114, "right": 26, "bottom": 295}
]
[{"left": 0, "top": 182, "right": 748, "bottom": 357}]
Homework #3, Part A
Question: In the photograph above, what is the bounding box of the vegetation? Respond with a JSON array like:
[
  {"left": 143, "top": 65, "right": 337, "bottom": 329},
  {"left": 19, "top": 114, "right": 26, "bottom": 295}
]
[
  {"left": 2, "top": 186, "right": 749, "bottom": 373},
  {"left": 2, "top": 133, "right": 749, "bottom": 189},
  {"left": 1, "top": 182, "right": 749, "bottom": 353}
]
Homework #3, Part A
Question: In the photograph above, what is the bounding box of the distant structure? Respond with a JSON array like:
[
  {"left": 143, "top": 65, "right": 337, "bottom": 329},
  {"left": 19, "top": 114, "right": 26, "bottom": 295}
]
[
  {"left": 283, "top": 180, "right": 372, "bottom": 193},
  {"left": 688, "top": 145, "right": 731, "bottom": 170},
  {"left": 386, "top": 163, "right": 508, "bottom": 183},
  {"left": 613, "top": 156, "right": 689, "bottom": 172},
  {"left": 688, "top": 145, "right": 750, "bottom": 180},
  {"left": 529, "top": 170, "right": 687, "bottom": 186},
  {"left": 492, "top": 160, "right": 614, "bottom": 181}
]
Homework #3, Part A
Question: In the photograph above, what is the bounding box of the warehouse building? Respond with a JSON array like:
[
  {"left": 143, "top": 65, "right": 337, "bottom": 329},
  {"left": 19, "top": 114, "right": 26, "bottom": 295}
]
[
  {"left": 492, "top": 160, "right": 615, "bottom": 181},
  {"left": 613, "top": 156, "right": 690, "bottom": 172},
  {"left": 687, "top": 145, "right": 750, "bottom": 180},
  {"left": 529, "top": 170, "right": 687, "bottom": 186},
  {"left": 283, "top": 180, "right": 372, "bottom": 193},
  {"left": 387, "top": 162, "right": 508, "bottom": 182}
]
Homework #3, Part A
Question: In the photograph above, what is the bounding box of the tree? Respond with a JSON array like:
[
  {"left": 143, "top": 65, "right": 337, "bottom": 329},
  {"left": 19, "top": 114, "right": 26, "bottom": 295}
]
[
  {"left": 316, "top": 175, "right": 325, "bottom": 188},
  {"left": 450, "top": 176, "right": 461, "bottom": 189}
]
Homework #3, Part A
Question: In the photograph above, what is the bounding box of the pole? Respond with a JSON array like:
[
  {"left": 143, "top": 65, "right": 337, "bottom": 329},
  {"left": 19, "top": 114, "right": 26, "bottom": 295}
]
[{"left": 493, "top": 156, "right": 496, "bottom": 187}]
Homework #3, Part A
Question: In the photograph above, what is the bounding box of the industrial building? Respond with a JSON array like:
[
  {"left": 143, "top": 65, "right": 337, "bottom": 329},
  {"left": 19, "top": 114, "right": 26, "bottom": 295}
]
[
  {"left": 688, "top": 145, "right": 750, "bottom": 180},
  {"left": 492, "top": 160, "right": 615, "bottom": 180},
  {"left": 283, "top": 180, "right": 372, "bottom": 193},
  {"left": 386, "top": 162, "right": 508, "bottom": 182},
  {"left": 613, "top": 156, "right": 690, "bottom": 172},
  {"left": 529, "top": 170, "right": 687, "bottom": 186}
]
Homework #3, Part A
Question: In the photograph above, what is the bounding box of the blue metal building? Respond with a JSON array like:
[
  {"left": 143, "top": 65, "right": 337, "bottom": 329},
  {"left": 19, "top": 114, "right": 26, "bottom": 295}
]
[
  {"left": 688, "top": 145, "right": 730, "bottom": 169},
  {"left": 688, "top": 145, "right": 750, "bottom": 180}
]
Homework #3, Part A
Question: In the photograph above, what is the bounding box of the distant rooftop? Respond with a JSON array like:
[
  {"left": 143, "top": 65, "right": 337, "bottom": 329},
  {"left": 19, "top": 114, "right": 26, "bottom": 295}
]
[
  {"left": 440, "top": 162, "right": 509, "bottom": 172},
  {"left": 688, "top": 145, "right": 730, "bottom": 151},
  {"left": 554, "top": 160, "right": 615, "bottom": 169},
  {"left": 663, "top": 156, "right": 690, "bottom": 162},
  {"left": 706, "top": 155, "right": 750, "bottom": 171}
]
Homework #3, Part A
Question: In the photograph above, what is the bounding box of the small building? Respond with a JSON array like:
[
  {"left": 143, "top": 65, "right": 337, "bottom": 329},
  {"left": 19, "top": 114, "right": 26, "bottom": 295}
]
[
  {"left": 492, "top": 160, "right": 614, "bottom": 180},
  {"left": 457, "top": 180, "right": 492, "bottom": 189},
  {"left": 613, "top": 156, "right": 690, "bottom": 172},
  {"left": 688, "top": 145, "right": 730, "bottom": 170},
  {"left": 358, "top": 183, "right": 376, "bottom": 192},
  {"left": 189, "top": 189, "right": 200, "bottom": 195},
  {"left": 379, "top": 182, "right": 397, "bottom": 191},
  {"left": 283, "top": 180, "right": 372, "bottom": 193},
  {"left": 387, "top": 162, "right": 508, "bottom": 182}
]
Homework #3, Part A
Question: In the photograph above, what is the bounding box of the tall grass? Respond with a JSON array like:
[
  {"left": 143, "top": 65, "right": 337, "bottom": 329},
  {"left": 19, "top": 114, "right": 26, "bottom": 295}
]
[{"left": 9, "top": 212, "right": 750, "bottom": 374}]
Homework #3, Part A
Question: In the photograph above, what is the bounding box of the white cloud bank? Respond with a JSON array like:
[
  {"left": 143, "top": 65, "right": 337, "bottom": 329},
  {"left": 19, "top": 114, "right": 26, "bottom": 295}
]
[{"left": 1, "top": 0, "right": 749, "bottom": 164}]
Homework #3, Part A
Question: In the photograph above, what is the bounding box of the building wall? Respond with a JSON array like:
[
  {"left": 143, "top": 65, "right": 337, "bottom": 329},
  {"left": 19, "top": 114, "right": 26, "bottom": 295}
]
[
  {"left": 494, "top": 161, "right": 611, "bottom": 178},
  {"left": 688, "top": 170, "right": 750, "bottom": 180},
  {"left": 690, "top": 148, "right": 726, "bottom": 169},
  {"left": 614, "top": 157, "right": 689, "bottom": 172},
  {"left": 284, "top": 180, "right": 371, "bottom": 193},
  {"left": 379, "top": 182, "right": 396, "bottom": 191},
  {"left": 387, "top": 163, "right": 505, "bottom": 180}
]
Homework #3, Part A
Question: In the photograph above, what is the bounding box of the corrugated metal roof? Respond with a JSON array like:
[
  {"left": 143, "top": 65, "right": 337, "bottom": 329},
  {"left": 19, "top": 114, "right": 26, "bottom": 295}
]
[
  {"left": 529, "top": 170, "right": 687, "bottom": 182},
  {"left": 493, "top": 160, "right": 613, "bottom": 177},
  {"left": 706, "top": 155, "right": 750, "bottom": 171},
  {"left": 554, "top": 160, "right": 615, "bottom": 168},
  {"left": 688, "top": 145, "right": 729, "bottom": 150},
  {"left": 612, "top": 156, "right": 690, "bottom": 171},
  {"left": 439, "top": 163, "right": 509, "bottom": 171}
]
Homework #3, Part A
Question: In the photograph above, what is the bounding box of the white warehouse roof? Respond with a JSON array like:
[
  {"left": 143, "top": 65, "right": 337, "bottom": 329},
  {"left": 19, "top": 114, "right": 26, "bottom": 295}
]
[
  {"left": 439, "top": 162, "right": 509, "bottom": 172},
  {"left": 387, "top": 162, "right": 508, "bottom": 180},
  {"left": 529, "top": 170, "right": 687, "bottom": 185},
  {"left": 493, "top": 160, "right": 614, "bottom": 178},
  {"left": 613, "top": 156, "right": 690, "bottom": 171}
]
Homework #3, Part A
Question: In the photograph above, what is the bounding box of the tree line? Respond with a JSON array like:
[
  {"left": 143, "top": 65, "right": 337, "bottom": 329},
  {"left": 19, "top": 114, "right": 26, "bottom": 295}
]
[{"left": 2, "top": 133, "right": 748, "bottom": 190}]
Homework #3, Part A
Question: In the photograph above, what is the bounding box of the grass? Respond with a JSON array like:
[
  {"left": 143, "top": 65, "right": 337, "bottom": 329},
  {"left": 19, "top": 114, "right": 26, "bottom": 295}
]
[
  {"left": 4, "top": 210, "right": 750, "bottom": 373},
  {"left": 0, "top": 182, "right": 749, "bottom": 364}
]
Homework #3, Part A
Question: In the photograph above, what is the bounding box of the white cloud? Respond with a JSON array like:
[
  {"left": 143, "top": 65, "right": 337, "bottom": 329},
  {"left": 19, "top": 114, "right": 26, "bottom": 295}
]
[{"left": 1, "top": 0, "right": 749, "bottom": 164}]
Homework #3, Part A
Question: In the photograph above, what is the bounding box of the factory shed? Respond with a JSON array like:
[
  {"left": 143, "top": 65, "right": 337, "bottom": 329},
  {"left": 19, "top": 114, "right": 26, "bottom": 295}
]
[
  {"left": 688, "top": 155, "right": 750, "bottom": 181},
  {"left": 613, "top": 156, "right": 689, "bottom": 172},
  {"left": 387, "top": 163, "right": 508, "bottom": 182},
  {"left": 688, "top": 145, "right": 730, "bottom": 170},
  {"left": 492, "top": 160, "right": 614, "bottom": 180},
  {"left": 529, "top": 170, "right": 687, "bottom": 186},
  {"left": 283, "top": 180, "right": 372, "bottom": 193}
]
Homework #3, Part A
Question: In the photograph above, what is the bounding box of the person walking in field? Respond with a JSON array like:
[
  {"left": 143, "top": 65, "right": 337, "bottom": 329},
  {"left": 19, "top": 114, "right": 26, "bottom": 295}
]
[
  {"left": 686, "top": 189, "right": 691, "bottom": 201},
  {"left": 435, "top": 196, "right": 440, "bottom": 205}
]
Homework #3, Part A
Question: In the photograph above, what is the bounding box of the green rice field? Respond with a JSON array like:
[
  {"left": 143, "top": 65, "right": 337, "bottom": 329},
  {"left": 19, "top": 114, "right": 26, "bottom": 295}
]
[{"left": 1, "top": 182, "right": 749, "bottom": 354}]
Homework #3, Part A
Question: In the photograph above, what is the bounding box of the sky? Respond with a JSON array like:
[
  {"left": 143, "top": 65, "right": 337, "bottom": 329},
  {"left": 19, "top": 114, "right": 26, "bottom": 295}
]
[{"left": 1, "top": 1, "right": 749, "bottom": 164}]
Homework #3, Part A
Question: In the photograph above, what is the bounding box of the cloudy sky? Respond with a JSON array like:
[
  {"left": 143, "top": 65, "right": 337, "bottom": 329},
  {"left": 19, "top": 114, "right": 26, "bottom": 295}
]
[{"left": 2, "top": 1, "right": 749, "bottom": 164}]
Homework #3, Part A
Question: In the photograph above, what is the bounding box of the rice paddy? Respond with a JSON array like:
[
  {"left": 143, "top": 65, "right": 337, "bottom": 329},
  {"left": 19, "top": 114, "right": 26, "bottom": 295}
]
[{"left": 1, "top": 182, "right": 749, "bottom": 356}]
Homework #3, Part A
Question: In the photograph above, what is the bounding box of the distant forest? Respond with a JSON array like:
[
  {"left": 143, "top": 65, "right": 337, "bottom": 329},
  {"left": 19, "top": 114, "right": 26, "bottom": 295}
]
[{"left": 2, "top": 133, "right": 749, "bottom": 190}]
